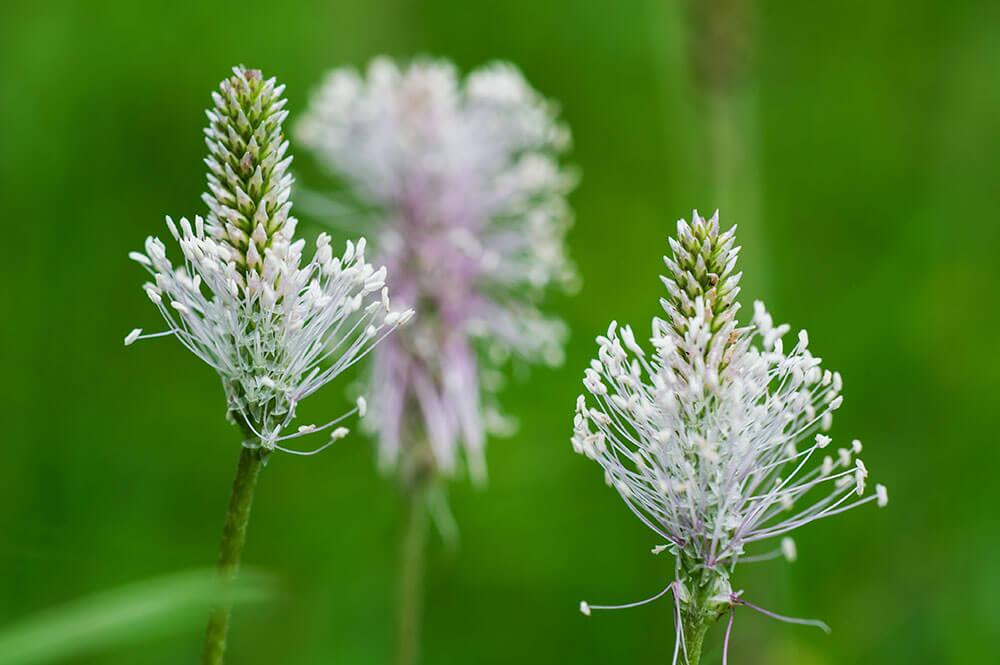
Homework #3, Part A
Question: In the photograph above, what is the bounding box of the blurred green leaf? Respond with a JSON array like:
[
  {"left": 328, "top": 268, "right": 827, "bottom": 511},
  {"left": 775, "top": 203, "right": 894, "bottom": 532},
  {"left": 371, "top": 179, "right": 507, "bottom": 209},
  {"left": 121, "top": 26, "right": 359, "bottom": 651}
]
[{"left": 0, "top": 569, "right": 273, "bottom": 665}]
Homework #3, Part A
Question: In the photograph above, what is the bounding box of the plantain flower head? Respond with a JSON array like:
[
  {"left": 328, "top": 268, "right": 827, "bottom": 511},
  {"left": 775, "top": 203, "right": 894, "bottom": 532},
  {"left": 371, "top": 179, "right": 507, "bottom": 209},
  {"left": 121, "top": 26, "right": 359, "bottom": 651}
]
[
  {"left": 298, "top": 58, "right": 575, "bottom": 481},
  {"left": 573, "top": 210, "right": 887, "bottom": 660},
  {"left": 127, "top": 66, "right": 412, "bottom": 453}
]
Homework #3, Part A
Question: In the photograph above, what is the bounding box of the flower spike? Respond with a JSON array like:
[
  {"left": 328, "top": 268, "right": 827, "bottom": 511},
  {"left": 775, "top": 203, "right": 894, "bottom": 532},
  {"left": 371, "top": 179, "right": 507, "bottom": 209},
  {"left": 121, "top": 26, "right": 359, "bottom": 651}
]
[
  {"left": 128, "top": 66, "right": 412, "bottom": 451},
  {"left": 573, "top": 210, "right": 887, "bottom": 660}
]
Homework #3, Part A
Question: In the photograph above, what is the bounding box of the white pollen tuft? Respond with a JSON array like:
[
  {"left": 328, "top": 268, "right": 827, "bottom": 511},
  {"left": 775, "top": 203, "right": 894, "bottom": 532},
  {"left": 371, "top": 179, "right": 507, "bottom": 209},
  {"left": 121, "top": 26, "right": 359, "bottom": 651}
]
[
  {"left": 124, "top": 328, "right": 142, "bottom": 346},
  {"left": 781, "top": 537, "right": 797, "bottom": 563},
  {"left": 128, "top": 252, "right": 151, "bottom": 266},
  {"left": 579, "top": 601, "right": 591, "bottom": 616},
  {"left": 855, "top": 458, "right": 868, "bottom": 478}
]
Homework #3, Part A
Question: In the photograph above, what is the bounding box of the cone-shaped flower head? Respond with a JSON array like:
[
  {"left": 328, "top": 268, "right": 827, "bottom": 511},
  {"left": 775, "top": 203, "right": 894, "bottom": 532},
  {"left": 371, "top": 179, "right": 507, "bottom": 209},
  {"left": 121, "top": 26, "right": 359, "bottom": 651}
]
[
  {"left": 298, "top": 58, "right": 576, "bottom": 480},
  {"left": 127, "top": 66, "right": 412, "bottom": 451},
  {"left": 573, "top": 211, "right": 887, "bottom": 628}
]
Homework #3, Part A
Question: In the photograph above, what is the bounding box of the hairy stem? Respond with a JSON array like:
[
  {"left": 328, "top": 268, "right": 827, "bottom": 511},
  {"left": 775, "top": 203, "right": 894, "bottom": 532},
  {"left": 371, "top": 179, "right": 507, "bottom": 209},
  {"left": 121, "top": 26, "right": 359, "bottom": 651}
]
[
  {"left": 201, "top": 445, "right": 264, "bottom": 665},
  {"left": 396, "top": 482, "right": 429, "bottom": 665},
  {"left": 682, "top": 614, "right": 711, "bottom": 665}
]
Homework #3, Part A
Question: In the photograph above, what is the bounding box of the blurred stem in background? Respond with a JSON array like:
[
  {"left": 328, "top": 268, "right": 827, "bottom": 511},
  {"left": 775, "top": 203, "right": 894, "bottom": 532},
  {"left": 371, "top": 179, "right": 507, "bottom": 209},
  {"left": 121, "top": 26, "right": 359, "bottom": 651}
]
[
  {"left": 396, "top": 444, "right": 445, "bottom": 665},
  {"left": 397, "top": 480, "right": 429, "bottom": 665},
  {"left": 201, "top": 443, "right": 265, "bottom": 665},
  {"left": 685, "top": 0, "right": 766, "bottom": 291}
]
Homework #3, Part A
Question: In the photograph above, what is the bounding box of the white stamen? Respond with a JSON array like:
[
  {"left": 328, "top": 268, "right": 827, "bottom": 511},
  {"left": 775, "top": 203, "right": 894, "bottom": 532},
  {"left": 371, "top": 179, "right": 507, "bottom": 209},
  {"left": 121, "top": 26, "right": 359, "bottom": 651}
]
[
  {"left": 876, "top": 484, "right": 889, "bottom": 507},
  {"left": 781, "top": 537, "right": 797, "bottom": 563}
]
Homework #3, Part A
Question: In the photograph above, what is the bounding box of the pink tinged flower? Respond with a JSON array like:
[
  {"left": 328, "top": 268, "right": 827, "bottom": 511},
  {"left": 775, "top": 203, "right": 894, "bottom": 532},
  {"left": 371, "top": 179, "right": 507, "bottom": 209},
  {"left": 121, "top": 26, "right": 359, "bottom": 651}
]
[
  {"left": 127, "top": 66, "right": 412, "bottom": 453},
  {"left": 298, "top": 58, "right": 576, "bottom": 480}
]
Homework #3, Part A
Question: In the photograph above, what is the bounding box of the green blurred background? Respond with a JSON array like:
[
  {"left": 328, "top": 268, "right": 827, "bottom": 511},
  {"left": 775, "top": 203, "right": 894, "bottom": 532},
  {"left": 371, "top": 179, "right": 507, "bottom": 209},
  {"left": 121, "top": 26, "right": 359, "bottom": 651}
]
[{"left": 2, "top": 0, "right": 998, "bottom": 663}]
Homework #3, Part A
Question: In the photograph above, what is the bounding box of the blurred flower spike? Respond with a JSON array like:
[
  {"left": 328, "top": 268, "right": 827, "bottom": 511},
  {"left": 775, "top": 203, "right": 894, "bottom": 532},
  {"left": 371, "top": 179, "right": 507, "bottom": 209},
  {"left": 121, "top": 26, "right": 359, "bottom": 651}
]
[{"left": 298, "top": 58, "right": 576, "bottom": 482}]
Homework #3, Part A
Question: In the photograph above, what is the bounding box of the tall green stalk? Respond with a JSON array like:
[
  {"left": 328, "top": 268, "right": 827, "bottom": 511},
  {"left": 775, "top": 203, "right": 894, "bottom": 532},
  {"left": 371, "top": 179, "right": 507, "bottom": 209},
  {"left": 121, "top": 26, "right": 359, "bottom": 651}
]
[{"left": 201, "top": 445, "right": 264, "bottom": 665}]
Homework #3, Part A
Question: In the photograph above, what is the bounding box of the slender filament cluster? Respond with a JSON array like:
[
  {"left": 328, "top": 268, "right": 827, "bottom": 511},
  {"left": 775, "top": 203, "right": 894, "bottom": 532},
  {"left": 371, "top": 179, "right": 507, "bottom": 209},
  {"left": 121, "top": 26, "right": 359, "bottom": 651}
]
[
  {"left": 298, "top": 58, "right": 576, "bottom": 480},
  {"left": 573, "top": 211, "right": 887, "bottom": 653},
  {"left": 127, "top": 66, "right": 412, "bottom": 452}
]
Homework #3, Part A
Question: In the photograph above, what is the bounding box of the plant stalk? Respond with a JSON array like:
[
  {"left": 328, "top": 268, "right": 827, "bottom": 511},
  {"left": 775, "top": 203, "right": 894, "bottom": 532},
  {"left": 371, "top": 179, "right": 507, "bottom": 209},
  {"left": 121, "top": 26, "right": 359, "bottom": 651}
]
[
  {"left": 396, "top": 482, "right": 429, "bottom": 665},
  {"left": 201, "top": 445, "right": 264, "bottom": 665},
  {"left": 681, "top": 614, "right": 711, "bottom": 665}
]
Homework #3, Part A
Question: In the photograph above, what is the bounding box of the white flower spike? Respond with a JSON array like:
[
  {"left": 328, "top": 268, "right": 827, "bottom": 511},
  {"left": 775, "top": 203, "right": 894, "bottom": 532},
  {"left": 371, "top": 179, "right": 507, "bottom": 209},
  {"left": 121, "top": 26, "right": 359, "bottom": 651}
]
[
  {"left": 574, "top": 211, "right": 887, "bottom": 663},
  {"left": 127, "top": 66, "right": 412, "bottom": 453}
]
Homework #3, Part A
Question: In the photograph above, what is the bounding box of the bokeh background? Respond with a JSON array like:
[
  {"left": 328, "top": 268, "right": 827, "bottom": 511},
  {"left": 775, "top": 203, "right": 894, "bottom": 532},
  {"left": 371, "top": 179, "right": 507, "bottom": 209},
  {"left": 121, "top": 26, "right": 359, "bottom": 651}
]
[{"left": 2, "top": 0, "right": 999, "bottom": 663}]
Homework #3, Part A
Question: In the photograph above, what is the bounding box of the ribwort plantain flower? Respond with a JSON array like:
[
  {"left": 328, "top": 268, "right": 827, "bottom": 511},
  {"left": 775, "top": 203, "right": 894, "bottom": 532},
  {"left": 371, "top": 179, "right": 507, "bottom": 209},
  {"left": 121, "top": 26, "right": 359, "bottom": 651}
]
[
  {"left": 573, "top": 211, "right": 887, "bottom": 663},
  {"left": 127, "top": 66, "right": 412, "bottom": 454},
  {"left": 298, "top": 58, "right": 575, "bottom": 481}
]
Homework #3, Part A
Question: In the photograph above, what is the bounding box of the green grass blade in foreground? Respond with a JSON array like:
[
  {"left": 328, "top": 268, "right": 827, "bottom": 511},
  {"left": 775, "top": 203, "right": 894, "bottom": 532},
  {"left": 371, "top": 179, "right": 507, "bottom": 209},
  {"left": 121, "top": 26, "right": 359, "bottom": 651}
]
[{"left": 0, "top": 568, "right": 274, "bottom": 665}]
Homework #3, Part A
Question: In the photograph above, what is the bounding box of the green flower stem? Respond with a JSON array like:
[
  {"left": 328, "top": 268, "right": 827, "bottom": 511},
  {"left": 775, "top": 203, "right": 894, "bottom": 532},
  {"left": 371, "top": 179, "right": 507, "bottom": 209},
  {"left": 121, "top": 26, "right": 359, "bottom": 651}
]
[
  {"left": 396, "top": 482, "right": 429, "bottom": 665},
  {"left": 676, "top": 557, "right": 728, "bottom": 665},
  {"left": 201, "top": 445, "right": 264, "bottom": 665},
  {"left": 681, "top": 615, "right": 711, "bottom": 665}
]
